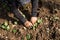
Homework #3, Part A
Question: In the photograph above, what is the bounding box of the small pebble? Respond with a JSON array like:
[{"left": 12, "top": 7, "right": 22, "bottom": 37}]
[
  {"left": 5, "top": 36, "right": 8, "bottom": 39},
  {"left": 58, "top": 29, "right": 60, "bottom": 32},
  {"left": 0, "top": 34, "right": 1, "bottom": 36}
]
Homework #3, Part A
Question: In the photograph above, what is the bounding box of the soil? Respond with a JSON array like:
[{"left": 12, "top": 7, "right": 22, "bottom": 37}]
[{"left": 0, "top": 0, "right": 60, "bottom": 40}]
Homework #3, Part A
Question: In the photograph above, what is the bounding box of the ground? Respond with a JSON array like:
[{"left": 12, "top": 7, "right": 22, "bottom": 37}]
[{"left": 0, "top": 0, "right": 60, "bottom": 40}]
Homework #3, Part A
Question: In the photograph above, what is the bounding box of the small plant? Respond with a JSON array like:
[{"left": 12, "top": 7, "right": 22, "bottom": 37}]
[
  {"left": 37, "top": 18, "right": 43, "bottom": 24},
  {"left": 52, "top": 16, "right": 60, "bottom": 22},
  {"left": 12, "top": 29, "right": 17, "bottom": 33},
  {"left": 1, "top": 21, "right": 10, "bottom": 31},
  {"left": 26, "top": 34, "right": 31, "bottom": 40},
  {"left": 54, "top": 16, "right": 59, "bottom": 20},
  {"left": 6, "top": 25, "right": 10, "bottom": 30},
  {"left": 1, "top": 24, "right": 6, "bottom": 29},
  {"left": 1, "top": 24, "right": 10, "bottom": 31},
  {"left": 32, "top": 18, "right": 43, "bottom": 30},
  {"left": 32, "top": 23, "right": 38, "bottom": 30},
  {"left": 4, "top": 21, "right": 8, "bottom": 26}
]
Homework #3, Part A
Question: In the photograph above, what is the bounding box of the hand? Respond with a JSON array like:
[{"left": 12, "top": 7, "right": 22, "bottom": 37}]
[
  {"left": 31, "top": 17, "right": 37, "bottom": 24},
  {"left": 24, "top": 21, "right": 32, "bottom": 28}
]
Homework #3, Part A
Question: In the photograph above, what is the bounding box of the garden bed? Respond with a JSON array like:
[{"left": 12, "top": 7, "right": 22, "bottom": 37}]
[{"left": 0, "top": 0, "right": 60, "bottom": 40}]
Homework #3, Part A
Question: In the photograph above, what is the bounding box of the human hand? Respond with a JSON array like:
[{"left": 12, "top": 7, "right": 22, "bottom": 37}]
[
  {"left": 24, "top": 21, "right": 32, "bottom": 28},
  {"left": 31, "top": 17, "right": 37, "bottom": 24}
]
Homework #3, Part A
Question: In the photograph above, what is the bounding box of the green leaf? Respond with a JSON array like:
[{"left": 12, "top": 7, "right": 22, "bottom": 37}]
[
  {"left": 6, "top": 25, "right": 10, "bottom": 30},
  {"left": 54, "top": 17, "right": 59, "bottom": 20},
  {"left": 37, "top": 18, "right": 43, "bottom": 24},
  {"left": 32, "top": 23, "right": 38, "bottom": 30},
  {"left": 1, "top": 25, "right": 6, "bottom": 29},
  {"left": 26, "top": 34, "right": 31, "bottom": 40},
  {"left": 12, "top": 29, "right": 17, "bottom": 33},
  {"left": 34, "top": 23, "right": 38, "bottom": 27},
  {"left": 4, "top": 21, "right": 8, "bottom": 26},
  {"left": 33, "top": 26, "right": 36, "bottom": 30},
  {"left": 31, "top": 18, "right": 43, "bottom": 30}
]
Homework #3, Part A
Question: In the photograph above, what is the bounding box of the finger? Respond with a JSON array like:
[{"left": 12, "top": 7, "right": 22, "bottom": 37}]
[{"left": 29, "top": 23, "right": 33, "bottom": 26}]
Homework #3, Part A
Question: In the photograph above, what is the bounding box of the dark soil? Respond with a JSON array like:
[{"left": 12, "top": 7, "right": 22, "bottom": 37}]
[{"left": 0, "top": 0, "right": 60, "bottom": 40}]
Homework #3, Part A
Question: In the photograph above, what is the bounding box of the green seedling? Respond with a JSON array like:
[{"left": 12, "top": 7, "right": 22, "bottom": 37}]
[
  {"left": 1, "top": 25, "right": 6, "bottom": 29},
  {"left": 12, "top": 29, "right": 17, "bottom": 33},
  {"left": 1, "top": 24, "right": 10, "bottom": 31},
  {"left": 37, "top": 18, "right": 43, "bottom": 24},
  {"left": 6, "top": 25, "right": 10, "bottom": 31},
  {"left": 1, "top": 21, "right": 10, "bottom": 31},
  {"left": 33, "top": 26, "right": 36, "bottom": 30},
  {"left": 54, "top": 16, "right": 59, "bottom": 20},
  {"left": 4, "top": 21, "right": 8, "bottom": 26},
  {"left": 33, "top": 23, "right": 38, "bottom": 27},
  {"left": 32, "top": 18, "right": 43, "bottom": 30},
  {"left": 53, "top": 16, "right": 60, "bottom": 22},
  {"left": 32, "top": 23, "right": 38, "bottom": 30},
  {"left": 26, "top": 34, "right": 31, "bottom": 40}
]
